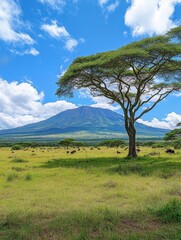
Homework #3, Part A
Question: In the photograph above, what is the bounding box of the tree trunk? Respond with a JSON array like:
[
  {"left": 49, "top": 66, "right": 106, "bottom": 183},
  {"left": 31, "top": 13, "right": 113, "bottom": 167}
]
[
  {"left": 127, "top": 130, "right": 137, "bottom": 158},
  {"left": 125, "top": 120, "right": 137, "bottom": 158}
]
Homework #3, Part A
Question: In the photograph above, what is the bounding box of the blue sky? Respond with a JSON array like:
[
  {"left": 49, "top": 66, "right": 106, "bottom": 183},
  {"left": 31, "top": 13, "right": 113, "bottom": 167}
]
[{"left": 0, "top": 0, "right": 180, "bottom": 130}]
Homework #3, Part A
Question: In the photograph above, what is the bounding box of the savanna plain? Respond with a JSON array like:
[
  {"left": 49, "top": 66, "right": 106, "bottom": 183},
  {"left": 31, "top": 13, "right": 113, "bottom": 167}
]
[{"left": 0, "top": 146, "right": 181, "bottom": 240}]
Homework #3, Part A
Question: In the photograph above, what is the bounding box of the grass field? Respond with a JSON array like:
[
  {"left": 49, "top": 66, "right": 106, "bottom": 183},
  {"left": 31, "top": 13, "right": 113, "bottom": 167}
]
[{"left": 0, "top": 146, "right": 181, "bottom": 240}]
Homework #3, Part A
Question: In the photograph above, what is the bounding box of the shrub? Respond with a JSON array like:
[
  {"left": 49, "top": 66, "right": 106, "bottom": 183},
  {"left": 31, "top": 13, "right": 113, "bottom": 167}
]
[{"left": 11, "top": 145, "right": 22, "bottom": 150}]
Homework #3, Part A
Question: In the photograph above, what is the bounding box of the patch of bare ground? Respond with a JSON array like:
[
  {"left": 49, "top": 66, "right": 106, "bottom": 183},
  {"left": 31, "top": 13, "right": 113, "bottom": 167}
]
[
  {"left": 116, "top": 218, "right": 162, "bottom": 234},
  {"left": 40, "top": 229, "right": 65, "bottom": 240}
]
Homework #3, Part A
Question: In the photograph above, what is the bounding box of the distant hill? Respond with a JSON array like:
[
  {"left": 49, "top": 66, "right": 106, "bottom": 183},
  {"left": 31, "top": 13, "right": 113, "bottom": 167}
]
[{"left": 0, "top": 106, "right": 168, "bottom": 141}]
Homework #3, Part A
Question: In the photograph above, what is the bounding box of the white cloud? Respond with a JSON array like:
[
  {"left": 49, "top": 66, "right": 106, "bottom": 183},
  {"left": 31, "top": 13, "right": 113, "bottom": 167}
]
[
  {"left": 57, "top": 65, "right": 67, "bottom": 78},
  {"left": 38, "top": 0, "right": 66, "bottom": 10},
  {"left": 27, "top": 48, "right": 40, "bottom": 56},
  {"left": 78, "top": 89, "right": 121, "bottom": 111},
  {"left": 0, "top": 78, "right": 77, "bottom": 129},
  {"left": 107, "top": 1, "right": 119, "bottom": 12},
  {"left": 65, "top": 38, "right": 78, "bottom": 51},
  {"left": 41, "top": 20, "right": 78, "bottom": 51},
  {"left": 10, "top": 48, "right": 40, "bottom": 56},
  {"left": 125, "top": 0, "right": 181, "bottom": 36},
  {"left": 38, "top": 0, "right": 79, "bottom": 11},
  {"left": 174, "top": 92, "right": 181, "bottom": 97},
  {"left": 0, "top": 0, "right": 34, "bottom": 44},
  {"left": 137, "top": 112, "right": 181, "bottom": 129},
  {"left": 41, "top": 20, "right": 70, "bottom": 38},
  {"left": 98, "top": 0, "right": 119, "bottom": 12},
  {"left": 99, "top": 0, "right": 110, "bottom": 6},
  {"left": 91, "top": 101, "right": 121, "bottom": 111}
]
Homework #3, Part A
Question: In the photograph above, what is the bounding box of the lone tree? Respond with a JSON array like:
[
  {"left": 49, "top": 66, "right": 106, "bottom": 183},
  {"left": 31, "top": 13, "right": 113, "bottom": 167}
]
[{"left": 57, "top": 26, "right": 181, "bottom": 158}]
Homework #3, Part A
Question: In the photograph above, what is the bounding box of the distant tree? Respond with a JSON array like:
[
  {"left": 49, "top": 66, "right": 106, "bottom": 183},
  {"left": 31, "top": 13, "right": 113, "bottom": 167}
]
[
  {"left": 11, "top": 144, "right": 22, "bottom": 150},
  {"left": 98, "top": 139, "right": 126, "bottom": 147},
  {"left": 59, "top": 138, "right": 84, "bottom": 148},
  {"left": 56, "top": 26, "right": 181, "bottom": 158},
  {"left": 164, "top": 129, "right": 181, "bottom": 141},
  {"left": 164, "top": 123, "right": 181, "bottom": 149},
  {"left": 173, "top": 138, "right": 181, "bottom": 149},
  {"left": 59, "top": 138, "right": 75, "bottom": 148}
]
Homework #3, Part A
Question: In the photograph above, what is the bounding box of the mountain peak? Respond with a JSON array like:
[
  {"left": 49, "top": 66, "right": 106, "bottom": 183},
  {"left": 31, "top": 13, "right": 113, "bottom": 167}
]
[{"left": 0, "top": 106, "right": 168, "bottom": 139}]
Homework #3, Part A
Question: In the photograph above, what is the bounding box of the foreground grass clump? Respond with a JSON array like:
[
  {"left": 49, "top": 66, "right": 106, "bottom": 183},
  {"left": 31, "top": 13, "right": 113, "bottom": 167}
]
[
  {"left": 6, "top": 173, "right": 19, "bottom": 182},
  {"left": 0, "top": 146, "right": 181, "bottom": 239},
  {"left": 1, "top": 208, "right": 181, "bottom": 240},
  {"left": 154, "top": 199, "right": 181, "bottom": 223}
]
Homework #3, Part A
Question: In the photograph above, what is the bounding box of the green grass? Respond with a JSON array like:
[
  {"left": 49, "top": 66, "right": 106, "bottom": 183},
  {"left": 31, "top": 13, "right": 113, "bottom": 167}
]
[{"left": 0, "top": 146, "right": 181, "bottom": 239}]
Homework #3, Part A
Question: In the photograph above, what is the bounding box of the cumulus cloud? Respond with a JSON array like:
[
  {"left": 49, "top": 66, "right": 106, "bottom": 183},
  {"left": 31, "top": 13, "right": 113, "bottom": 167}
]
[
  {"left": 41, "top": 21, "right": 69, "bottom": 38},
  {"left": 125, "top": 0, "right": 181, "bottom": 36},
  {"left": 41, "top": 20, "right": 78, "bottom": 51},
  {"left": 137, "top": 112, "right": 181, "bottom": 129},
  {"left": 0, "top": 0, "right": 34, "bottom": 44},
  {"left": 0, "top": 78, "right": 77, "bottom": 129}
]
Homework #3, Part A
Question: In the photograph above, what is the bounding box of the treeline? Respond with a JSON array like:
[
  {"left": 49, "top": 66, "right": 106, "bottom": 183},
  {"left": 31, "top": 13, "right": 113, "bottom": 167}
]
[{"left": 0, "top": 137, "right": 180, "bottom": 150}]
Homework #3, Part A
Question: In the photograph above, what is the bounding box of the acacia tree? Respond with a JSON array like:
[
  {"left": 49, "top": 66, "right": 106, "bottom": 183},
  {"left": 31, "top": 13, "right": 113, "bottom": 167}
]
[
  {"left": 56, "top": 27, "right": 181, "bottom": 158},
  {"left": 164, "top": 123, "right": 181, "bottom": 149}
]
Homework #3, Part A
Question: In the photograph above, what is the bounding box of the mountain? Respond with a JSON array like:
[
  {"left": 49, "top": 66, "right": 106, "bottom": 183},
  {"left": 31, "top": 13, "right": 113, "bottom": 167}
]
[{"left": 0, "top": 106, "right": 168, "bottom": 140}]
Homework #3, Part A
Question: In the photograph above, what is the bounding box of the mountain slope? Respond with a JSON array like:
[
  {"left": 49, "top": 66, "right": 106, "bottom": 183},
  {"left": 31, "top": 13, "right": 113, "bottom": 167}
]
[{"left": 0, "top": 106, "right": 168, "bottom": 138}]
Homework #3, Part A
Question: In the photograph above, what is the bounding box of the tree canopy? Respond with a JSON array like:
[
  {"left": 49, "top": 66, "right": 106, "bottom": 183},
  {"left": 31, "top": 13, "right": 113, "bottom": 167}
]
[
  {"left": 164, "top": 128, "right": 181, "bottom": 141},
  {"left": 164, "top": 124, "right": 181, "bottom": 149},
  {"left": 57, "top": 26, "right": 181, "bottom": 157}
]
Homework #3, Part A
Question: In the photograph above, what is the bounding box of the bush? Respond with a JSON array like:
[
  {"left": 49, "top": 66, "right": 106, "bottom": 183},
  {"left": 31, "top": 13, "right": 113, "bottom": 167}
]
[
  {"left": 155, "top": 199, "right": 181, "bottom": 223},
  {"left": 11, "top": 145, "right": 22, "bottom": 150}
]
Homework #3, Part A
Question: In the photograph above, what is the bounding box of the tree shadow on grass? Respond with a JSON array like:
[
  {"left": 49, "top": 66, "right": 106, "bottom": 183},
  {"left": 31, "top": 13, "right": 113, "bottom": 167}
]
[
  {"left": 41, "top": 156, "right": 181, "bottom": 178},
  {"left": 112, "top": 161, "right": 181, "bottom": 178},
  {"left": 42, "top": 157, "right": 121, "bottom": 169}
]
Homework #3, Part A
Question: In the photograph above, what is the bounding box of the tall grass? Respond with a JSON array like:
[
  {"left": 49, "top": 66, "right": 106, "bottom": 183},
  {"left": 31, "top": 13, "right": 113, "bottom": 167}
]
[{"left": 0, "top": 146, "right": 181, "bottom": 239}]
